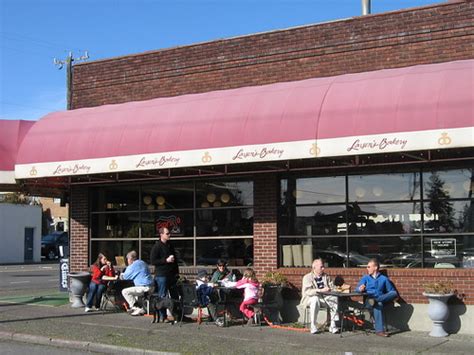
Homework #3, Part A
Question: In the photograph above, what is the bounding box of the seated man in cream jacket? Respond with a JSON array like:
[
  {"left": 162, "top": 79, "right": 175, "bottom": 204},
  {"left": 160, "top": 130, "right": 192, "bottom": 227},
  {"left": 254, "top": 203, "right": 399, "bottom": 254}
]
[{"left": 300, "top": 258, "right": 338, "bottom": 334}]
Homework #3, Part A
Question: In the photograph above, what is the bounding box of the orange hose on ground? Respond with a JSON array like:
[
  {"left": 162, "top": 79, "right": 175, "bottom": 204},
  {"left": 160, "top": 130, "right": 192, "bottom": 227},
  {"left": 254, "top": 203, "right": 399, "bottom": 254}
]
[{"left": 263, "top": 315, "right": 309, "bottom": 333}]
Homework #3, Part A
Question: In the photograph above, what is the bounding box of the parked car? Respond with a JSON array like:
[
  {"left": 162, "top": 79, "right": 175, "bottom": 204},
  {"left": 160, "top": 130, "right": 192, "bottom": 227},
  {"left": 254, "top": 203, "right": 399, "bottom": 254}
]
[
  {"left": 314, "top": 249, "right": 371, "bottom": 268},
  {"left": 41, "top": 232, "right": 69, "bottom": 260},
  {"left": 390, "top": 251, "right": 462, "bottom": 268}
]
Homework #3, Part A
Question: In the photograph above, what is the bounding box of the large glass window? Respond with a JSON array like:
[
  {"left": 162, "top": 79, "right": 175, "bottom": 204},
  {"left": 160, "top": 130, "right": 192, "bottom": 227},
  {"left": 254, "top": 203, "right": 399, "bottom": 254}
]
[
  {"left": 279, "top": 168, "right": 473, "bottom": 268},
  {"left": 90, "top": 179, "right": 253, "bottom": 267}
]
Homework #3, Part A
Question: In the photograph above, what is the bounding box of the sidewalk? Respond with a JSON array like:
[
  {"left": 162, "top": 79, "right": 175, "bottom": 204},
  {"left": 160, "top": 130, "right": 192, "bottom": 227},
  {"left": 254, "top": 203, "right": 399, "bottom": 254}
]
[{"left": 0, "top": 300, "right": 473, "bottom": 354}]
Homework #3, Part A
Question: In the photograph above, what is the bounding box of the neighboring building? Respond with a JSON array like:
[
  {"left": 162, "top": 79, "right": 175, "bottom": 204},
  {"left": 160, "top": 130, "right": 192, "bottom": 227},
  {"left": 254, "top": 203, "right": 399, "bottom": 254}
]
[
  {"left": 2, "top": 1, "right": 474, "bottom": 333},
  {"left": 40, "top": 197, "right": 69, "bottom": 234},
  {"left": 0, "top": 203, "right": 42, "bottom": 263}
]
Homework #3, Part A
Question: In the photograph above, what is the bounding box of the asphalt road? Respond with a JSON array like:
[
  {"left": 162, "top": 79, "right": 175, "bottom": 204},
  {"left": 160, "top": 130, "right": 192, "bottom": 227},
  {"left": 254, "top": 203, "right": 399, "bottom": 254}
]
[
  {"left": 0, "top": 339, "right": 104, "bottom": 354},
  {"left": 0, "top": 263, "right": 59, "bottom": 296}
]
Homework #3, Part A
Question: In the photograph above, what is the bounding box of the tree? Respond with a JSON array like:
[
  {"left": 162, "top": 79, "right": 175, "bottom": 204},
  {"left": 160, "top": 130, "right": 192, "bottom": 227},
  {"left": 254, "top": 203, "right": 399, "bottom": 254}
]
[{"left": 425, "top": 173, "right": 455, "bottom": 232}]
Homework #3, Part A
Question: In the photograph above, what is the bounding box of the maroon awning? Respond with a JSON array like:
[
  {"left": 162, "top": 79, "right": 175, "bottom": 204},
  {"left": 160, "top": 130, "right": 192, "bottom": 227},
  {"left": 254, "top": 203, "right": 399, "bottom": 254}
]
[
  {"left": 0, "top": 120, "right": 34, "bottom": 183},
  {"left": 15, "top": 59, "right": 473, "bottom": 179}
]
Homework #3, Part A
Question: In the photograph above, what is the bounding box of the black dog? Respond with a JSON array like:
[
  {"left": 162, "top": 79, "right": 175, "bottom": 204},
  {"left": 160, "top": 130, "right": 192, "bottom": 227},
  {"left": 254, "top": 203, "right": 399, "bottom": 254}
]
[{"left": 150, "top": 295, "right": 178, "bottom": 324}]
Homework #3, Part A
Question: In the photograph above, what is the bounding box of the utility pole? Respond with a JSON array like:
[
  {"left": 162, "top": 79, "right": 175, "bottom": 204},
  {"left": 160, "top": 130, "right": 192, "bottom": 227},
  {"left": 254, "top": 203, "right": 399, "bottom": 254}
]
[{"left": 54, "top": 51, "right": 89, "bottom": 110}]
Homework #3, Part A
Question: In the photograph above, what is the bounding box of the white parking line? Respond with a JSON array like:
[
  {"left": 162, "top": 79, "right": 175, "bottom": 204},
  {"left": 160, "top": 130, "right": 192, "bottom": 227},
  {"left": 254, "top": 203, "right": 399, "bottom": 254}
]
[{"left": 9, "top": 281, "right": 30, "bottom": 284}]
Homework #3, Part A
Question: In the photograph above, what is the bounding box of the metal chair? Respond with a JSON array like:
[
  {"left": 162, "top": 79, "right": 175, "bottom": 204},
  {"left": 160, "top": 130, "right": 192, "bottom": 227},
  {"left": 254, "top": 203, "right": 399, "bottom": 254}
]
[
  {"left": 100, "top": 280, "right": 129, "bottom": 313},
  {"left": 179, "top": 282, "right": 210, "bottom": 326}
]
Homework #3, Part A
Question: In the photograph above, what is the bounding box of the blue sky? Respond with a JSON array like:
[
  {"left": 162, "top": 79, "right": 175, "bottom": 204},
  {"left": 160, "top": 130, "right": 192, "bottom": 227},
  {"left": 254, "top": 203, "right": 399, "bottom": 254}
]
[{"left": 1, "top": 0, "right": 441, "bottom": 121}]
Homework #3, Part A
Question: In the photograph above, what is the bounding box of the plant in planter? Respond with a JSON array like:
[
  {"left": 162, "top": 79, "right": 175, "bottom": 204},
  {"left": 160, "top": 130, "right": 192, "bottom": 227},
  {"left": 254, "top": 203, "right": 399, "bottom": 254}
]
[
  {"left": 422, "top": 281, "right": 455, "bottom": 337},
  {"left": 261, "top": 271, "right": 288, "bottom": 287},
  {"left": 260, "top": 272, "right": 288, "bottom": 324}
]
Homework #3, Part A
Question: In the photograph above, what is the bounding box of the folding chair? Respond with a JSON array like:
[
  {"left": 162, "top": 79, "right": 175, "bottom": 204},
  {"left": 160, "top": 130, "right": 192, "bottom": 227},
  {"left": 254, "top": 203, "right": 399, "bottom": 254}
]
[
  {"left": 303, "top": 299, "right": 330, "bottom": 330},
  {"left": 179, "top": 282, "right": 210, "bottom": 326},
  {"left": 100, "top": 281, "right": 127, "bottom": 313}
]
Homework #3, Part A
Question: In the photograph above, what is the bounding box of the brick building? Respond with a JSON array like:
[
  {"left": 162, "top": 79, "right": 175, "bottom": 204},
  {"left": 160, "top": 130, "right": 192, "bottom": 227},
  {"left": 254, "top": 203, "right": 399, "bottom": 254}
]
[{"left": 7, "top": 0, "right": 474, "bottom": 333}]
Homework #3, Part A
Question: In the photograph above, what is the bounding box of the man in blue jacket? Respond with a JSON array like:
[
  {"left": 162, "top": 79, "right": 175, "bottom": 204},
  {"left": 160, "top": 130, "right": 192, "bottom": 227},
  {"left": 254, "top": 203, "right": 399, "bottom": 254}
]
[
  {"left": 121, "top": 250, "right": 154, "bottom": 316},
  {"left": 356, "top": 258, "right": 398, "bottom": 337}
]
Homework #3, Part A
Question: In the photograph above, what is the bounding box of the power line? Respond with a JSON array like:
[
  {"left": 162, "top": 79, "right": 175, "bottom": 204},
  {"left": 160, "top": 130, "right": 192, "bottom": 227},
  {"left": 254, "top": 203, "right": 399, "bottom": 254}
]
[
  {"left": 0, "top": 101, "right": 64, "bottom": 111},
  {"left": 0, "top": 45, "right": 53, "bottom": 57},
  {"left": 0, "top": 31, "right": 84, "bottom": 52}
]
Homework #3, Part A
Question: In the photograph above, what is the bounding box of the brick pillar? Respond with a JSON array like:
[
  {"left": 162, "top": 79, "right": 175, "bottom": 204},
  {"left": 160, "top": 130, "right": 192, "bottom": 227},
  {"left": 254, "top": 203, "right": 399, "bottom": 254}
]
[
  {"left": 253, "top": 174, "right": 278, "bottom": 278},
  {"left": 70, "top": 186, "right": 89, "bottom": 272}
]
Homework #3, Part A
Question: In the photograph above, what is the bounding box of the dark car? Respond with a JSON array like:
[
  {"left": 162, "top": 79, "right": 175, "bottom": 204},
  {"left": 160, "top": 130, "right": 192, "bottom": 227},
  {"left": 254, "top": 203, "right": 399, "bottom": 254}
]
[
  {"left": 314, "top": 249, "right": 371, "bottom": 268},
  {"left": 41, "top": 232, "right": 69, "bottom": 260}
]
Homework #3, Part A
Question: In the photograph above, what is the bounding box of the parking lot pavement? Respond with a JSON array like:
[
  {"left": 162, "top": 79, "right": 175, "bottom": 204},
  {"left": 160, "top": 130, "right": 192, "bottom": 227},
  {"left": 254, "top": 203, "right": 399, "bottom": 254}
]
[{"left": 0, "top": 300, "right": 473, "bottom": 355}]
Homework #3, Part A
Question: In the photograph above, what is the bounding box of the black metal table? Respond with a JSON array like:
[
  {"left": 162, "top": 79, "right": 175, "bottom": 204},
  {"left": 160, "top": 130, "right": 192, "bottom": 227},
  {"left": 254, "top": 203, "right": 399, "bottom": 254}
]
[
  {"left": 100, "top": 279, "right": 134, "bottom": 312},
  {"left": 320, "top": 291, "right": 367, "bottom": 337},
  {"left": 215, "top": 286, "right": 244, "bottom": 326}
]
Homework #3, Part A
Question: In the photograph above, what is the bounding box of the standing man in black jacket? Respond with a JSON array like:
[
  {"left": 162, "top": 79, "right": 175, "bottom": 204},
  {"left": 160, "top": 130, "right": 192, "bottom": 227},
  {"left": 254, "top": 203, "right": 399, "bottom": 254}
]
[{"left": 150, "top": 227, "right": 179, "bottom": 322}]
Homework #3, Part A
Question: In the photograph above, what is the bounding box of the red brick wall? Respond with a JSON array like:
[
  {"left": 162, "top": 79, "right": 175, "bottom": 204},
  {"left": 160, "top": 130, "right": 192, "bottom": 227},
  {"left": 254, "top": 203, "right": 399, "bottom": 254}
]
[
  {"left": 70, "top": 186, "right": 89, "bottom": 272},
  {"left": 253, "top": 175, "right": 278, "bottom": 278},
  {"left": 72, "top": 0, "right": 473, "bottom": 109},
  {"left": 280, "top": 267, "right": 473, "bottom": 305}
]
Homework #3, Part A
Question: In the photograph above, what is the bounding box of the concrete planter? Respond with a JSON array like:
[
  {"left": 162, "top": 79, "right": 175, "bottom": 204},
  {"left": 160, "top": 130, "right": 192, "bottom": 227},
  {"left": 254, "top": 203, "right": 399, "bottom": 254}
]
[
  {"left": 68, "top": 272, "right": 91, "bottom": 308},
  {"left": 423, "top": 292, "right": 454, "bottom": 337}
]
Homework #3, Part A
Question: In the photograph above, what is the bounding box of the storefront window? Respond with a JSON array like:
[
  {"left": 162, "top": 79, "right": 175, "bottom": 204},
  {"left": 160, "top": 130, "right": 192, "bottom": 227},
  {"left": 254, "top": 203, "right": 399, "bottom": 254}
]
[
  {"left": 279, "top": 205, "right": 347, "bottom": 236},
  {"left": 423, "top": 169, "right": 473, "bottom": 200},
  {"left": 90, "top": 179, "right": 253, "bottom": 267},
  {"left": 91, "top": 240, "right": 139, "bottom": 263},
  {"left": 279, "top": 167, "right": 473, "bottom": 268},
  {"left": 196, "top": 208, "right": 253, "bottom": 237},
  {"left": 346, "top": 203, "right": 421, "bottom": 235},
  {"left": 424, "top": 200, "right": 474, "bottom": 233},
  {"left": 90, "top": 213, "right": 140, "bottom": 238},
  {"left": 349, "top": 172, "right": 420, "bottom": 202},
  {"left": 281, "top": 176, "right": 345, "bottom": 205},
  {"left": 91, "top": 185, "right": 139, "bottom": 212},
  {"left": 141, "top": 183, "right": 194, "bottom": 210},
  {"left": 141, "top": 239, "right": 193, "bottom": 267},
  {"left": 196, "top": 181, "right": 253, "bottom": 207},
  {"left": 196, "top": 238, "right": 253, "bottom": 266},
  {"left": 141, "top": 211, "right": 194, "bottom": 237}
]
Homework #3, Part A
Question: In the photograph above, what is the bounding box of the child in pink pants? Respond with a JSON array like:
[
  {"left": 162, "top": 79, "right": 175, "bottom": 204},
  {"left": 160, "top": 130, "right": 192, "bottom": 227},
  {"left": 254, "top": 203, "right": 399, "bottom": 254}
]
[{"left": 234, "top": 268, "right": 260, "bottom": 325}]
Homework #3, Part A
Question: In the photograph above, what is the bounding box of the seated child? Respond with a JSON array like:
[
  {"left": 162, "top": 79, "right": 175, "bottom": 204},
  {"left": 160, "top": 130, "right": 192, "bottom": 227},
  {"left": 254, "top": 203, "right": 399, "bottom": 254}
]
[
  {"left": 228, "top": 268, "right": 260, "bottom": 326},
  {"left": 196, "top": 269, "right": 222, "bottom": 326}
]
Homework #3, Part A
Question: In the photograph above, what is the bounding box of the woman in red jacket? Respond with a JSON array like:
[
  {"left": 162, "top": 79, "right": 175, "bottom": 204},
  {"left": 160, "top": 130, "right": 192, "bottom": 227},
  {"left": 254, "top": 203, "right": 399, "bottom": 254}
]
[{"left": 85, "top": 253, "right": 116, "bottom": 312}]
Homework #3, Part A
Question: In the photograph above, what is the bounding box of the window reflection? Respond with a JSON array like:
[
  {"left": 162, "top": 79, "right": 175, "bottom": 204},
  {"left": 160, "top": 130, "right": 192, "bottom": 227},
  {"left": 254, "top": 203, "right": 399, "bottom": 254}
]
[
  {"left": 90, "top": 179, "right": 253, "bottom": 266},
  {"left": 141, "top": 240, "right": 193, "bottom": 267},
  {"left": 281, "top": 176, "right": 345, "bottom": 205},
  {"left": 91, "top": 213, "right": 139, "bottom": 238},
  {"left": 424, "top": 200, "right": 474, "bottom": 233},
  {"left": 91, "top": 240, "right": 139, "bottom": 265},
  {"left": 196, "top": 181, "right": 253, "bottom": 207},
  {"left": 349, "top": 172, "right": 420, "bottom": 202},
  {"left": 279, "top": 205, "right": 347, "bottom": 236},
  {"left": 348, "top": 203, "right": 421, "bottom": 235},
  {"left": 423, "top": 169, "right": 474, "bottom": 199},
  {"left": 142, "top": 183, "right": 193, "bottom": 210},
  {"left": 91, "top": 185, "right": 139, "bottom": 212},
  {"left": 141, "top": 211, "right": 194, "bottom": 237},
  {"left": 196, "top": 208, "right": 253, "bottom": 237},
  {"left": 279, "top": 167, "right": 472, "bottom": 269},
  {"left": 196, "top": 238, "right": 253, "bottom": 266}
]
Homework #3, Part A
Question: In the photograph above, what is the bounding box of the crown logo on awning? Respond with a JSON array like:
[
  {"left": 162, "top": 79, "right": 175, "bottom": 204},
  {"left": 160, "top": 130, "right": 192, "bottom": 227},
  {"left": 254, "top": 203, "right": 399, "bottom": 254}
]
[
  {"left": 438, "top": 132, "right": 452, "bottom": 146},
  {"left": 202, "top": 152, "right": 212, "bottom": 163},
  {"left": 310, "top": 143, "right": 320, "bottom": 157},
  {"left": 109, "top": 160, "right": 118, "bottom": 170},
  {"left": 29, "top": 167, "right": 37, "bottom": 176}
]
